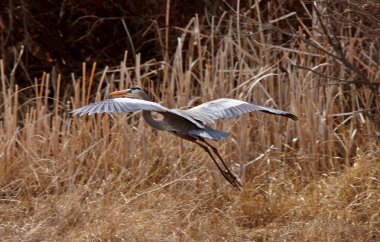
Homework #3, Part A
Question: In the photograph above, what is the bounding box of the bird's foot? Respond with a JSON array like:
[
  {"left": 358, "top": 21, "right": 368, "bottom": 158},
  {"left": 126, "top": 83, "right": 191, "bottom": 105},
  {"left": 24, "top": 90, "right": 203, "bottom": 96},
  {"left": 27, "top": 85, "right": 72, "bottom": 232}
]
[{"left": 222, "top": 170, "right": 242, "bottom": 191}]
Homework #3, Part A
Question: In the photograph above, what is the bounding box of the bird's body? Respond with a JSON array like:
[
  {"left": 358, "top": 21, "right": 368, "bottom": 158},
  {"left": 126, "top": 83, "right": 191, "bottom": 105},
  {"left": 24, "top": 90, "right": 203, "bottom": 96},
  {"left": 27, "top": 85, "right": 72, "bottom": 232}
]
[{"left": 73, "top": 87, "right": 298, "bottom": 190}]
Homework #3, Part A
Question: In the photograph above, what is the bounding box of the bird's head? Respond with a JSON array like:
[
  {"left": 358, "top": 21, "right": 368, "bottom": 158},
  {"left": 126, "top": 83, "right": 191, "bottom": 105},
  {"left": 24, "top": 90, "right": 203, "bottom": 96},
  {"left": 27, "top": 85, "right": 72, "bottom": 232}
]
[{"left": 109, "top": 86, "right": 151, "bottom": 101}]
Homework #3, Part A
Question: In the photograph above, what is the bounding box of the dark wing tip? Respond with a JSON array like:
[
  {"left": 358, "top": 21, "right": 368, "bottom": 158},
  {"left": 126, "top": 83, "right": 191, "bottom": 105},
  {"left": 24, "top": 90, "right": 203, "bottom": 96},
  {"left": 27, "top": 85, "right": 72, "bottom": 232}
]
[
  {"left": 261, "top": 110, "right": 299, "bottom": 121},
  {"left": 285, "top": 113, "right": 299, "bottom": 121}
]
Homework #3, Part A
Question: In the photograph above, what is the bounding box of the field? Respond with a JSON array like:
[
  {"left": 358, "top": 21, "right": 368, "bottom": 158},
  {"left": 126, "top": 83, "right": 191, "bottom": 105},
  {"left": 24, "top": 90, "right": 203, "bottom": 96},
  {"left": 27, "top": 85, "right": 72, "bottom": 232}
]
[{"left": 1, "top": 1, "right": 379, "bottom": 241}]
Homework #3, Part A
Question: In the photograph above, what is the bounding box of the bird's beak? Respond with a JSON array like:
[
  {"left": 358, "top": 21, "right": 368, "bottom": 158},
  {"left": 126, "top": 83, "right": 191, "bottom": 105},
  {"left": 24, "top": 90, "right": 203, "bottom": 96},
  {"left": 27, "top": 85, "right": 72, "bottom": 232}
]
[{"left": 109, "top": 89, "right": 130, "bottom": 98}]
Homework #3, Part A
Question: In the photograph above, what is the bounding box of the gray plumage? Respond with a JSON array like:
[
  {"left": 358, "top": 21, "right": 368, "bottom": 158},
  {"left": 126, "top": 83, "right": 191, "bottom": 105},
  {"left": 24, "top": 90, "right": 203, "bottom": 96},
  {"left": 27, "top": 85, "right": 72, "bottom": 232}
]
[{"left": 72, "top": 86, "right": 298, "bottom": 190}]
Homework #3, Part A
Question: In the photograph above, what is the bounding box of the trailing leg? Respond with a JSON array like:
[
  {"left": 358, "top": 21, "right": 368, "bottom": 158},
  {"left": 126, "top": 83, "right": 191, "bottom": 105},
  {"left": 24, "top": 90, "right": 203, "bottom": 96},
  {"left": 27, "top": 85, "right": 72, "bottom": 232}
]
[
  {"left": 198, "top": 139, "right": 242, "bottom": 190},
  {"left": 174, "top": 134, "right": 242, "bottom": 190},
  {"left": 194, "top": 141, "right": 241, "bottom": 190}
]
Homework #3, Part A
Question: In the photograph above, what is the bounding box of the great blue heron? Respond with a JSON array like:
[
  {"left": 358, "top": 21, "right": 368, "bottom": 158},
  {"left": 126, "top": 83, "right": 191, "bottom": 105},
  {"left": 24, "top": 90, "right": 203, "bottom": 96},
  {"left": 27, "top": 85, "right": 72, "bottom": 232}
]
[{"left": 73, "top": 87, "right": 298, "bottom": 190}]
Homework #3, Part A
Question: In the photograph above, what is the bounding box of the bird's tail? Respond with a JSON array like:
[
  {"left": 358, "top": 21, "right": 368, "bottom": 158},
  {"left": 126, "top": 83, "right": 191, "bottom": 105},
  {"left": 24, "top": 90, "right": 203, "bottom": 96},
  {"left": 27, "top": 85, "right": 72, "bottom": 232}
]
[{"left": 189, "top": 127, "right": 229, "bottom": 140}]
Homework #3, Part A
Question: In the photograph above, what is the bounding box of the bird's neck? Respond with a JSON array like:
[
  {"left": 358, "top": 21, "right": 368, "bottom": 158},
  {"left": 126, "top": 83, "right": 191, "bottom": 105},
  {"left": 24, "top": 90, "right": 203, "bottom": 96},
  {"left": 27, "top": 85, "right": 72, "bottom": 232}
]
[
  {"left": 138, "top": 91, "right": 165, "bottom": 130},
  {"left": 142, "top": 110, "right": 164, "bottom": 130}
]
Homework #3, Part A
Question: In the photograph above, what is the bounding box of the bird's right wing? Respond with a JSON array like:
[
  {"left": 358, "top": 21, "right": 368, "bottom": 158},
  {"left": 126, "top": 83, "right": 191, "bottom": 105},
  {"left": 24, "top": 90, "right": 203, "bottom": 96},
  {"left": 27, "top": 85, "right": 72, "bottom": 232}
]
[
  {"left": 183, "top": 98, "right": 298, "bottom": 124},
  {"left": 72, "top": 98, "right": 171, "bottom": 116}
]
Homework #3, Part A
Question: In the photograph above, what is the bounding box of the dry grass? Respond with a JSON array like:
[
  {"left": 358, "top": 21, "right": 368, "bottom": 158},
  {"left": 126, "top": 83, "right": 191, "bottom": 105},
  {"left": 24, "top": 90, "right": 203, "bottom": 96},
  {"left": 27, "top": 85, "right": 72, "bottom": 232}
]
[{"left": 1, "top": 3, "right": 379, "bottom": 241}]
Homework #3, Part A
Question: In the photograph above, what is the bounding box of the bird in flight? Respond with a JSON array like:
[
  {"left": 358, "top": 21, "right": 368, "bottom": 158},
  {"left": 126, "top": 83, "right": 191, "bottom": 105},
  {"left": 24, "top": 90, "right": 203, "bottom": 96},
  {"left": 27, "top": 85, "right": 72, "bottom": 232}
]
[{"left": 73, "top": 87, "right": 298, "bottom": 191}]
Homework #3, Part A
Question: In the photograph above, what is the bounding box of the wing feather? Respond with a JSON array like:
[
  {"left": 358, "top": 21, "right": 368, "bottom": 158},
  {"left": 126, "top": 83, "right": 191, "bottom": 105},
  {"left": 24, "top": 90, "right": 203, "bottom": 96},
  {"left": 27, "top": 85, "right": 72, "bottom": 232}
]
[
  {"left": 112, "top": 101, "right": 123, "bottom": 113},
  {"left": 183, "top": 98, "right": 298, "bottom": 124}
]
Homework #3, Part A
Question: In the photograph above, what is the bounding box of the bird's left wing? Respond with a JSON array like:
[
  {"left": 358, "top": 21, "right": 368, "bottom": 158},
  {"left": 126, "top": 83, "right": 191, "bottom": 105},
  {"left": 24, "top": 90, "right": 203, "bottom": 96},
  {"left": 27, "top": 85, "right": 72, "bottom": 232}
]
[
  {"left": 183, "top": 98, "right": 298, "bottom": 124},
  {"left": 72, "top": 98, "right": 170, "bottom": 116},
  {"left": 72, "top": 98, "right": 206, "bottom": 129}
]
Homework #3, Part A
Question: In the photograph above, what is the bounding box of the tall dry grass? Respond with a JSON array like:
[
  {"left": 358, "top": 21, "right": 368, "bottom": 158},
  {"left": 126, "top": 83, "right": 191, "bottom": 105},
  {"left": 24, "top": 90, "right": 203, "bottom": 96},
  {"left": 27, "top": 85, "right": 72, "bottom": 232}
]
[{"left": 1, "top": 3, "right": 379, "bottom": 241}]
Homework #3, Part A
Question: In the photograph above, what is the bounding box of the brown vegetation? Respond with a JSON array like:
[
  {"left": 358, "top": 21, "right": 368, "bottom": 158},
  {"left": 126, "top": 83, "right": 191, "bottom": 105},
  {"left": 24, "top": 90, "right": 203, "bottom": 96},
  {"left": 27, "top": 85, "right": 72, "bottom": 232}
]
[{"left": 1, "top": 1, "right": 379, "bottom": 241}]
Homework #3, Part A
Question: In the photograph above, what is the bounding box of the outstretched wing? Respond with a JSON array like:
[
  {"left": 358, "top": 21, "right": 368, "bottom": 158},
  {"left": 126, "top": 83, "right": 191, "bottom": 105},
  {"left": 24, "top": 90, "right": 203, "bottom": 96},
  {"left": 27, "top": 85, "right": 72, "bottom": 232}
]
[
  {"left": 72, "top": 98, "right": 205, "bottom": 128},
  {"left": 183, "top": 98, "right": 298, "bottom": 124},
  {"left": 72, "top": 98, "right": 170, "bottom": 115}
]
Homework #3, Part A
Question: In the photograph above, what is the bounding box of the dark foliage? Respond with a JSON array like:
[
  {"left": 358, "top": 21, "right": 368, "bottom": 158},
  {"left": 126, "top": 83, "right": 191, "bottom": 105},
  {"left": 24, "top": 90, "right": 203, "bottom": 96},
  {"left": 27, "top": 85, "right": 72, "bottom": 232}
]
[
  {"left": 0, "top": 0, "right": 224, "bottom": 84},
  {"left": 0, "top": 0, "right": 378, "bottom": 92}
]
